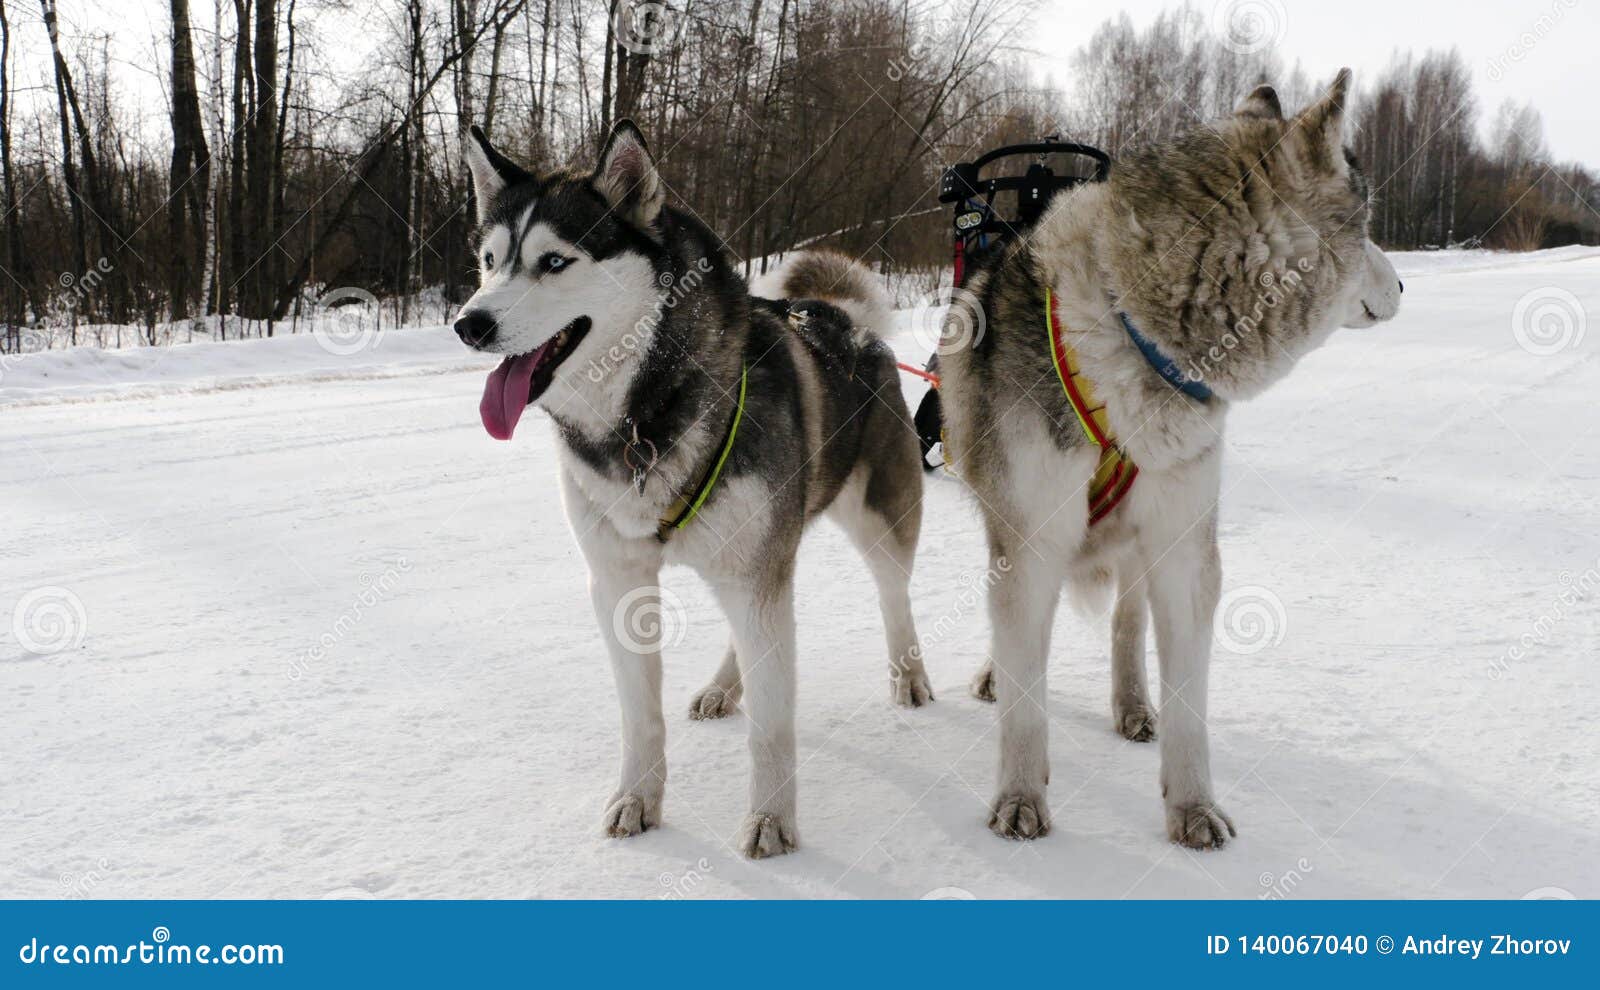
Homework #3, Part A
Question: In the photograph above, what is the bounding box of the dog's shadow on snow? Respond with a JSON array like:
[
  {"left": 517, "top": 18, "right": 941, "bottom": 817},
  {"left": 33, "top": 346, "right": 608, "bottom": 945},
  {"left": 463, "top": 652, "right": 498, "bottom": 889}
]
[
  {"left": 579, "top": 679, "right": 1598, "bottom": 899},
  {"left": 782, "top": 688, "right": 1598, "bottom": 899}
]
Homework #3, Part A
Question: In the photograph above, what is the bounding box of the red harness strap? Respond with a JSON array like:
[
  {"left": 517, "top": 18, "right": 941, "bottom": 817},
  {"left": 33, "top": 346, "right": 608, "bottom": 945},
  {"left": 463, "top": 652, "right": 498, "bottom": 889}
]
[
  {"left": 895, "top": 362, "right": 940, "bottom": 387},
  {"left": 1046, "top": 288, "right": 1138, "bottom": 525}
]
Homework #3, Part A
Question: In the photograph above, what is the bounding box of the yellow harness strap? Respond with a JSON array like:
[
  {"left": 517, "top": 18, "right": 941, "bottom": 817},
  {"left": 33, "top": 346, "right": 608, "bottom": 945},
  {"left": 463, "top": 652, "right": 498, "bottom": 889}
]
[{"left": 1045, "top": 288, "right": 1138, "bottom": 525}]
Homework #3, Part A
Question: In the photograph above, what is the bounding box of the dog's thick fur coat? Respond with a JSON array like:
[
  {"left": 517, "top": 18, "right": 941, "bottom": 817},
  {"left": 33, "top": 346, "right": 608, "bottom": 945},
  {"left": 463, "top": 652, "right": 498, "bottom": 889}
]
[
  {"left": 455, "top": 122, "right": 928, "bottom": 858},
  {"left": 940, "top": 72, "right": 1401, "bottom": 848}
]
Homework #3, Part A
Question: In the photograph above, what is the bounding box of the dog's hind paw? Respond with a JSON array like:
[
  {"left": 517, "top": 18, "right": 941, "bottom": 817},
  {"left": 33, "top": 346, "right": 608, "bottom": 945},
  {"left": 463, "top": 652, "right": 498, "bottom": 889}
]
[
  {"left": 602, "top": 793, "right": 660, "bottom": 839},
  {"left": 1114, "top": 703, "right": 1157, "bottom": 742},
  {"left": 892, "top": 670, "right": 934, "bottom": 708},
  {"left": 989, "top": 790, "right": 1050, "bottom": 840},
  {"left": 689, "top": 685, "right": 736, "bottom": 720},
  {"left": 737, "top": 812, "right": 798, "bottom": 859},
  {"left": 1166, "top": 801, "right": 1236, "bottom": 850},
  {"left": 969, "top": 662, "right": 996, "bottom": 703}
]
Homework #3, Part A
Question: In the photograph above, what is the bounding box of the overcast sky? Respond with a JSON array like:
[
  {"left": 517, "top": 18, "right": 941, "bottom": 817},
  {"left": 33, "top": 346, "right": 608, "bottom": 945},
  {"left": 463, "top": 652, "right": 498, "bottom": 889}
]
[
  {"left": 1036, "top": 0, "right": 1599, "bottom": 166},
  {"left": 26, "top": 0, "right": 1600, "bottom": 169}
]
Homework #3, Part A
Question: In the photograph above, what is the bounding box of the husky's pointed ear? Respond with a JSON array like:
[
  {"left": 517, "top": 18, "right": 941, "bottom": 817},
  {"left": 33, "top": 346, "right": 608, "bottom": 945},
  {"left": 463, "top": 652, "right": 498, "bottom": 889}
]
[
  {"left": 592, "top": 119, "right": 665, "bottom": 230},
  {"left": 1235, "top": 84, "right": 1283, "bottom": 120},
  {"left": 1293, "top": 68, "right": 1352, "bottom": 172},
  {"left": 465, "top": 125, "right": 529, "bottom": 223}
]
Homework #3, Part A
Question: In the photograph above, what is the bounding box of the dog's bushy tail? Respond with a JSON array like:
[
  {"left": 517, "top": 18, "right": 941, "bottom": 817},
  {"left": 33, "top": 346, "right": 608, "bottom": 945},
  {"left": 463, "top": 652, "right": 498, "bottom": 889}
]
[{"left": 751, "top": 249, "right": 892, "bottom": 348}]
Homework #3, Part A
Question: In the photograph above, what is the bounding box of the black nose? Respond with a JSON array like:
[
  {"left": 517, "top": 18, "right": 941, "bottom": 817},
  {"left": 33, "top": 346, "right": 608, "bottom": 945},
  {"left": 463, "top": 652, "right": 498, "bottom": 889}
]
[
  {"left": 1398, "top": 280, "right": 1404, "bottom": 294},
  {"left": 454, "top": 311, "right": 497, "bottom": 348}
]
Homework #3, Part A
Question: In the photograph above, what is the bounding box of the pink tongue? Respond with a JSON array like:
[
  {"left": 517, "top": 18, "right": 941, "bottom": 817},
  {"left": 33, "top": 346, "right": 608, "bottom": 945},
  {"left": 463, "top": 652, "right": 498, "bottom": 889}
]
[{"left": 479, "top": 350, "right": 543, "bottom": 440}]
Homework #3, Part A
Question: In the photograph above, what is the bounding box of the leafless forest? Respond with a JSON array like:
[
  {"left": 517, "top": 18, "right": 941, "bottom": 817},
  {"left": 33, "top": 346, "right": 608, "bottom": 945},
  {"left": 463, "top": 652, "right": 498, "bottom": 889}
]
[{"left": 0, "top": 0, "right": 1594, "bottom": 351}]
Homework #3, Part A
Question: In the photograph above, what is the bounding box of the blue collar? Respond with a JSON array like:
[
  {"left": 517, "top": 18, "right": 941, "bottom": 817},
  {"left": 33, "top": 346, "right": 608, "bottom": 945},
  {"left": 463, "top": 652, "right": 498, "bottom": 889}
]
[{"left": 1119, "top": 313, "right": 1213, "bottom": 403}]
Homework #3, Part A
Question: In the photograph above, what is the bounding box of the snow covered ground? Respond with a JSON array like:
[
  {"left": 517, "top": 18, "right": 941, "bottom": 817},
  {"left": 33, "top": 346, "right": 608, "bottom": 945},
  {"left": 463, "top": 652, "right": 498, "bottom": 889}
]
[{"left": 2, "top": 247, "right": 1597, "bottom": 899}]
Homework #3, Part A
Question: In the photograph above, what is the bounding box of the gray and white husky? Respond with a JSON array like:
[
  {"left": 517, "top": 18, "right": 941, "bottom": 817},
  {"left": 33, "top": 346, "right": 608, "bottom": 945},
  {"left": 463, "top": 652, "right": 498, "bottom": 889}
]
[
  {"left": 939, "top": 71, "right": 1402, "bottom": 848},
  {"left": 454, "top": 120, "right": 930, "bottom": 858}
]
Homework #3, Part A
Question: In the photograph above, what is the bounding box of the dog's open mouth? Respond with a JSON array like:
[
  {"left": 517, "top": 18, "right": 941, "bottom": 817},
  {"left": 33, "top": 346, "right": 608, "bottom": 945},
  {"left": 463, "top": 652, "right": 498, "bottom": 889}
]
[{"left": 479, "top": 316, "right": 592, "bottom": 440}]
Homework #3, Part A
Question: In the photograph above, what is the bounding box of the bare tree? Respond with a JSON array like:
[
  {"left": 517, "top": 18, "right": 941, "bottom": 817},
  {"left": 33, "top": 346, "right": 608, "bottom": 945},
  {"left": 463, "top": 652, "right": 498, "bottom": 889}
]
[
  {"left": 3, "top": 0, "right": 1595, "bottom": 350},
  {"left": 0, "top": 0, "right": 28, "bottom": 349},
  {"left": 168, "top": 0, "right": 211, "bottom": 321},
  {"left": 40, "top": 0, "right": 89, "bottom": 333}
]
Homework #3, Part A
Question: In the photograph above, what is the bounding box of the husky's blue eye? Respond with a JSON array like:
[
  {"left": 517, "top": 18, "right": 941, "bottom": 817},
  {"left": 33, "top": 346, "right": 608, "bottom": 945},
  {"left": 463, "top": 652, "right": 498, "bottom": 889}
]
[
  {"left": 482, "top": 251, "right": 494, "bottom": 269},
  {"left": 539, "top": 252, "right": 572, "bottom": 273}
]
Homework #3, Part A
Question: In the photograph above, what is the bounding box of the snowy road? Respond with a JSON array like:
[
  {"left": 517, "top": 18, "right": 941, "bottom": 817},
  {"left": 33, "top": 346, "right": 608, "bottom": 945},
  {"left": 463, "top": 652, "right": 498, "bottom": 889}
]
[{"left": 3, "top": 249, "right": 1598, "bottom": 898}]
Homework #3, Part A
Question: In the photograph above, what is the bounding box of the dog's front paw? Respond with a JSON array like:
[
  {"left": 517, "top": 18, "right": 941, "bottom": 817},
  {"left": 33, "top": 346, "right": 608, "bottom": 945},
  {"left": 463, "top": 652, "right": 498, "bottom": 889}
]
[
  {"left": 736, "top": 812, "right": 798, "bottom": 859},
  {"left": 1114, "top": 703, "right": 1157, "bottom": 742},
  {"left": 602, "top": 792, "right": 661, "bottom": 839},
  {"left": 689, "top": 684, "right": 736, "bottom": 720},
  {"left": 891, "top": 670, "right": 934, "bottom": 708},
  {"left": 969, "top": 662, "right": 996, "bottom": 703},
  {"left": 1166, "top": 801, "right": 1236, "bottom": 850},
  {"left": 989, "top": 790, "right": 1050, "bottom": 840}
]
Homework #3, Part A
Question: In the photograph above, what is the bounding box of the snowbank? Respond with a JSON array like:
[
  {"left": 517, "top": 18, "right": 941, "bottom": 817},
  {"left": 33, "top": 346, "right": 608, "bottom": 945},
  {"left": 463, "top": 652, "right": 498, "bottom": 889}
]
[{"left": 5, "top": 246, "right": 1597, "bottom": 408}]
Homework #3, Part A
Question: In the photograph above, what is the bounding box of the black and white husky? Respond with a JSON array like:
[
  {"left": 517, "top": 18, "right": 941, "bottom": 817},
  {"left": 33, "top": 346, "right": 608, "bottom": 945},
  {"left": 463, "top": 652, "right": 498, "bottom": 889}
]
[
  {"left": 454, "top": 120, "right": 930, "bottom": 858},
  {"left": 939, "top": 72, "right": 1402, "bottom": 848}
]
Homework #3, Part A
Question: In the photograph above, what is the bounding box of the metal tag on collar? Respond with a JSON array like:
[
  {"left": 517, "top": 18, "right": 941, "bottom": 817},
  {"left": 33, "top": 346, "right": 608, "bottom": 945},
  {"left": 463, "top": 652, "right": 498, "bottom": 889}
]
[{"left": 622, "top": 421, "right": 658, "bottom": 495}]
